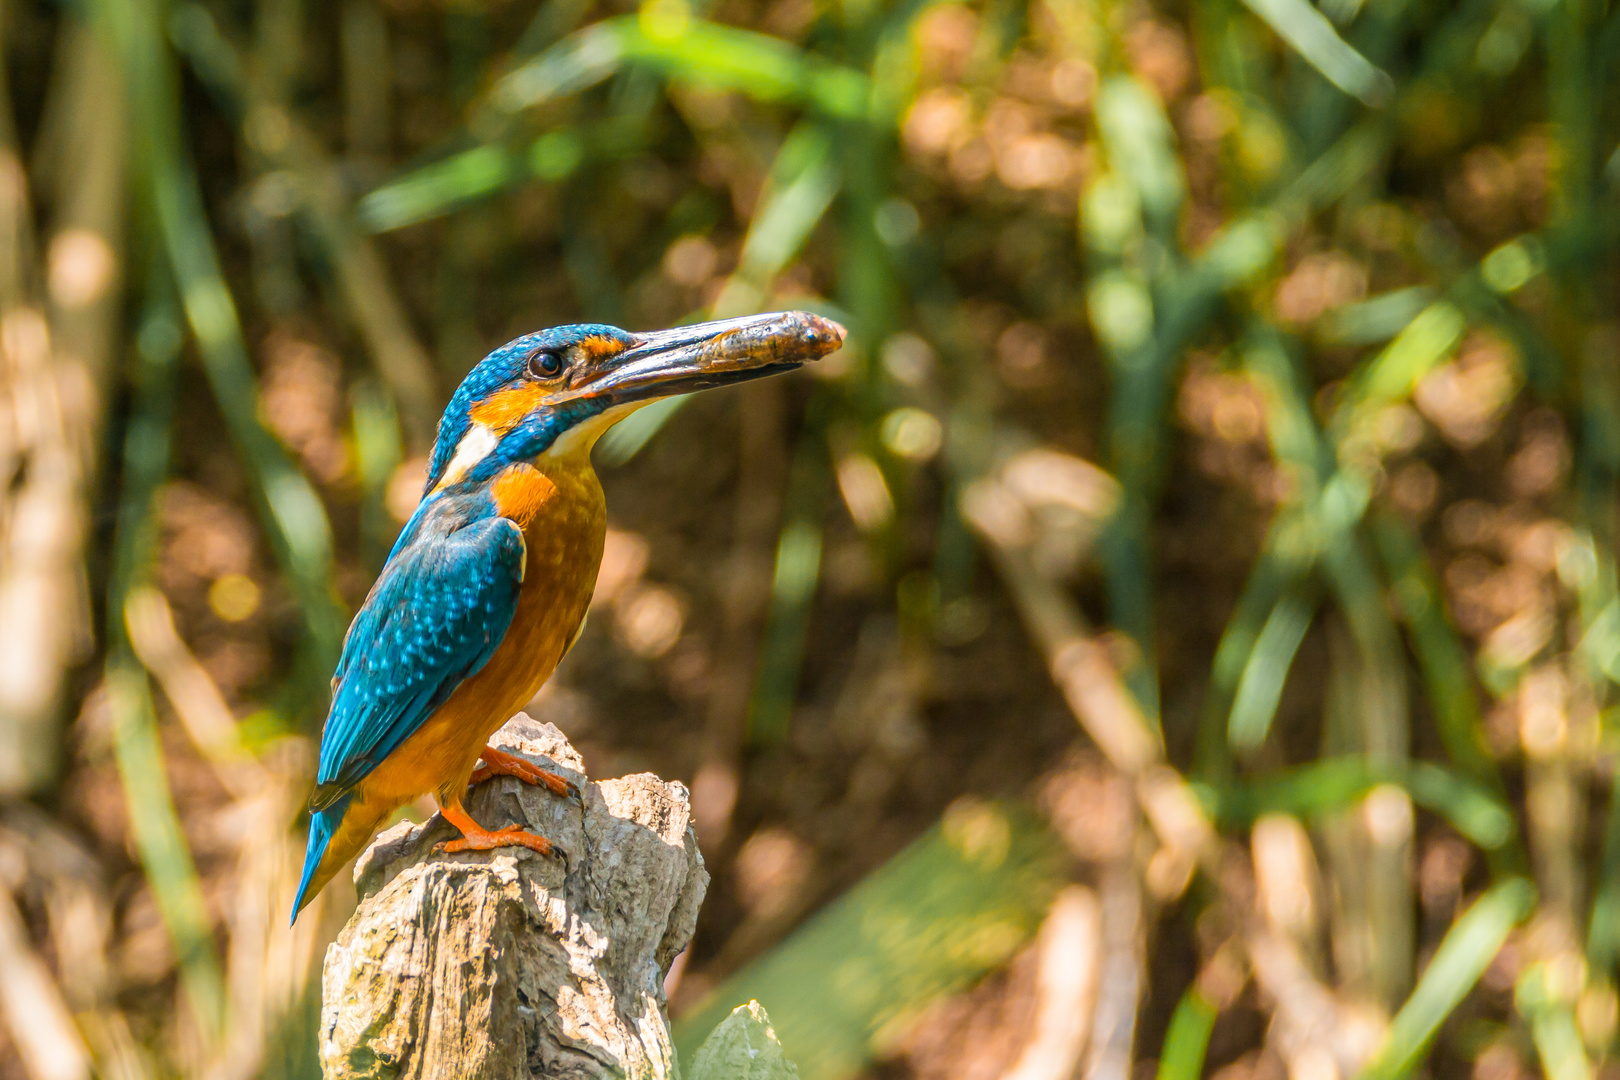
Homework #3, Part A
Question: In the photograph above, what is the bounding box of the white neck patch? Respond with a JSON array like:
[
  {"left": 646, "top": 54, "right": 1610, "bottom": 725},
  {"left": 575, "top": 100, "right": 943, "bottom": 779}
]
[
  {"left": 433, "top": 400, "right": 649, "bottom": 489},
  {"left": 432, "top": 422, "right": 500, "bottom": 493}
]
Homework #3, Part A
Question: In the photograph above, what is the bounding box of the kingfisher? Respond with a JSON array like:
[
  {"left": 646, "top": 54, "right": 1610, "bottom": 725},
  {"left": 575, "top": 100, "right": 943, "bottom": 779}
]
[{"left": 292, "top": 310, "right": 845, "bottom": 918}]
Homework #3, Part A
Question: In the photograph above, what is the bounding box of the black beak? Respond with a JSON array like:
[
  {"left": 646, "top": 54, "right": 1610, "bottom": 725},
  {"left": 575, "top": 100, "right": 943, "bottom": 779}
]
[{"left": 586, "top": 311, "right": 846, "bottom": 405}]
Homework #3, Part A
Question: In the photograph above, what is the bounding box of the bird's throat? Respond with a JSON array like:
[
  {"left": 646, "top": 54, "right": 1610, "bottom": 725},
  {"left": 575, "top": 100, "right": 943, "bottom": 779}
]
[{"left": 540, "top": 399, "right": 647, "bottom": 462}]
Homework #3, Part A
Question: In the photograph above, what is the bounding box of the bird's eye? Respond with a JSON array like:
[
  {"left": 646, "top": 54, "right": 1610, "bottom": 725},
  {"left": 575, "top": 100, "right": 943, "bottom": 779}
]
[{"left": 528, "top": 350, "right": 565, "bottom": 379}]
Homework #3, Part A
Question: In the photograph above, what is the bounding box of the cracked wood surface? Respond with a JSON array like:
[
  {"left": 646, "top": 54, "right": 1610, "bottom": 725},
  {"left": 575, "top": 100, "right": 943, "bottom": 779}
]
[{"left": 319, "top": 715, "right": 709, "bottom": 1080}]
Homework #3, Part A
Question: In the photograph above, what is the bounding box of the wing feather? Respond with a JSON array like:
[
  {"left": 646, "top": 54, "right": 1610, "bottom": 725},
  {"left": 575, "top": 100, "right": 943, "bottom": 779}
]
[{"left": 312, "top": 514, "right": 525, "bottom": 804}]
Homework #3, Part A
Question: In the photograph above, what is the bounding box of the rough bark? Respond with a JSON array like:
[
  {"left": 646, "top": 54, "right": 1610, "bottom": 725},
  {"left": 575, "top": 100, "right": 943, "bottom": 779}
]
[{"left": 320, "top": 715, "right": 709, "bottom": 1080}]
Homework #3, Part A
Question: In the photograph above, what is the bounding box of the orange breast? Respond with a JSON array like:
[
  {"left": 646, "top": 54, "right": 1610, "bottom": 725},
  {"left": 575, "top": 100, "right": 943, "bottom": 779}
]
[{"left": 356, "top": 461, "right": 607, "bottom": 807}]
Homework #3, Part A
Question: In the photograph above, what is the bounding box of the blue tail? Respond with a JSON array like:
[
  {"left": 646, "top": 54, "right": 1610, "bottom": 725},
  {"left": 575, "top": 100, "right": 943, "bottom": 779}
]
[{"left": 292, "top": 795, "right": 350, "bottom": 924}]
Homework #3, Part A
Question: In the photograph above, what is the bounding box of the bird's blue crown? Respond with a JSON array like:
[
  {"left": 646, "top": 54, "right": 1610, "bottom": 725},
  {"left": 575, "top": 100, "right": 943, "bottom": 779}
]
[{"left": 424, "top": 323, "right": 634, "bottom": 492}]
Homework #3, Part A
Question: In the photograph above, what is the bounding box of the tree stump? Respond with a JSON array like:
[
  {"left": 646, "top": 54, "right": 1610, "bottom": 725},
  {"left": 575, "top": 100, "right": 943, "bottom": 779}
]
[{"left": 319, "top": 715, "right": 709, "bottom": 1080}]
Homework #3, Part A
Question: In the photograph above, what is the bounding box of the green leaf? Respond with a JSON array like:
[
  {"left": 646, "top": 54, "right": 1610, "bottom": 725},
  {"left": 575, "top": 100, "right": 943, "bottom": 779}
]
[
  {"left": 1202, "top": 757, "right": 1517, "bottom": 851},
  {"left": 745, "top": 468, "right": 828, "bottom": 745},
  {"left": 496, "top": 16, "right": 871, "bottom": 119},
  {"left": 1238, "top": 0, "right": 1394, "bottom": 106},
  {"left": 107, "top": 661, "right": 227, "bottom": 1039},
  {"left": 1516, "top": 963, "right": 1594, "bottom": 1080},
  {"left": 734, "top": 124, "right": 841, "bottom": 285},
  {"left": 1094, "top": 76, "right": 1186, "bottom": 229},
  {"left": 672, "top": 800, "right": 1065, "bottom": 1080},
  {"left": 1355, "top": 302, "right": 1467, "bottom": 407},
  {"left": 494, "top": 21, "right": 626, "bottom": 112},
  {"left": 1229, "top": 586, "right": 1317, "bottom": 752},
  {"left": 359, "top": 146, "right": 514, "bottom": 232},
  {"left": 1358, "top": 879, "right": 1536, "bottom": 1080},
  {"left": 1156, "top": 989, "right": 1219, "bottom": 1080},
  {"left": 1373, "top": 518, "right": 1503, "bottom": 791},
  {"left": 1317, "top": 288, "right": 1437, "bottom": 348}
]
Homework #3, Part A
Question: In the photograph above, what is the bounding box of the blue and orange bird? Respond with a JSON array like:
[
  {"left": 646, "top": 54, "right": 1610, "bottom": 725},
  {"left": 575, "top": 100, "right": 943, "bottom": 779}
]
[{"left": 292, "top": 310, "right": 845, "bottom": 917}]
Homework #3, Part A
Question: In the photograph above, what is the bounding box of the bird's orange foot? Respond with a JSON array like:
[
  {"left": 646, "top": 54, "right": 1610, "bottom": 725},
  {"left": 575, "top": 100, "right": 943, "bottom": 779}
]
[
  {"left": 439, "top": 823, "right": 554, "bottom": 857},
  {"left": 434, "top": 802, "right": 558, "bottom": 858},
  {"left": 470, "top": 745, "right": 580, "bottom": 801}
]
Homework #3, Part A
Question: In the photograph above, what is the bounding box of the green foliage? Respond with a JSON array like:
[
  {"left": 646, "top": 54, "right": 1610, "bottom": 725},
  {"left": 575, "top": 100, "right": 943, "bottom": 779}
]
[
  {"left": 1359, "top": 880, "right": 1537, "bottom": 1080},
  {"left": 1155, "top": 989, "right": 1219, "bottom": 1080},
  {"left": 673, "top": 800, "right": 1065, "bottom": 1079},
  {"left": 8, "top": 0, "right": 1620, "bottom": 1070}
]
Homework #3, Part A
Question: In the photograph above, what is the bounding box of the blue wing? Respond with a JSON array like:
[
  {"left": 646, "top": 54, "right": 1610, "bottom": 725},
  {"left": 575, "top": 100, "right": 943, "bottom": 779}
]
[{"left": 311, "top": 512, "right": 526, "bottom": 805}]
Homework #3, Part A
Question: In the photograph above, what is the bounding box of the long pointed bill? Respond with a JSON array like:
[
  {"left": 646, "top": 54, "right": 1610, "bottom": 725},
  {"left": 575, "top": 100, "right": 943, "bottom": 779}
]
[{"left": 587, "top": 311, "right": 846, "bottom": 405}]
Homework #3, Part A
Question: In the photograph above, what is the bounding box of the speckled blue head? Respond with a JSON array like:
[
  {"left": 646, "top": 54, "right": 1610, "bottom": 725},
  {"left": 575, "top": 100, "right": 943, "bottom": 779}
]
[
  {"left": 426, "top": 324, "right": 630, "bottom": 492},
  {"left": 421, "top": 311, "right": 847, "bottom": 496}
]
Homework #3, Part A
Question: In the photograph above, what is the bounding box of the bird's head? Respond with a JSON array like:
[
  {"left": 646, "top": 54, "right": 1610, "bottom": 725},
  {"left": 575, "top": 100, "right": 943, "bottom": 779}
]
[{"left": 424, "top": 310, "right": 845, "bottom": 493}]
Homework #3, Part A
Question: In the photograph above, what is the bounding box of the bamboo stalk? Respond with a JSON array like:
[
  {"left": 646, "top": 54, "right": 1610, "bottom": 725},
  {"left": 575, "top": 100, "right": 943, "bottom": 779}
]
[
  {"left": 0, "top": 1, "right": 108, "bottom": 797},
  {"left": 98, "top": 281, "right": 227, "bottom": 1052},
  {"left": 96, "top": 0, "right": 345, "bottom": 689},
  {"left": 105, "top": 659, "right": 227, "bottom": 1046}
]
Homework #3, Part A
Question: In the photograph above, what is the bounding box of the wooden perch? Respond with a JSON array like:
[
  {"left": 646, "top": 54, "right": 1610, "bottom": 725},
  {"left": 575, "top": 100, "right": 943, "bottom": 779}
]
[{"left": 319, "top": 715, "right": 709, "bottom": 1080}]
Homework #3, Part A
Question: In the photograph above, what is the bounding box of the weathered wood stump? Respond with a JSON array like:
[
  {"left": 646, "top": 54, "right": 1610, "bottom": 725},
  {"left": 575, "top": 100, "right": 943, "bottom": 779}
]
[{"left": 319, "top": 715, "right": 709, "bottom": 1080}]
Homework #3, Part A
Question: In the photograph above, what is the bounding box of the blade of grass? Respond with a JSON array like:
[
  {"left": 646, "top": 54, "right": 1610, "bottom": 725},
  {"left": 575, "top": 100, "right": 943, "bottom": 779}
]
[
  {"left": 746, "top": 409, "right": 832, "bottom": 745},
  {"left": 1587, "top": 763, "right": 1620, "bottom": 976},
  {"left": 1086, "top": 75, "right": 1189, "bottom": 725},
  {"left": 1197, "top": 537, "right": 1305, "bottom": 779},
  {"left": 1356, "top": 878, "right": 1536, "bottom": 1080},
  {"left": 358, "top": 143, "right": 521, "bottom": 232},
  {"left": 1202, "top": 756, "right": 1517, "bottom": 853},
  {"left": 168, "top": 3, "right": 441, "bottom": 449},
  {"left": 1315, "top": 288, "right": 1435, "bottom": 349},
  {"left": 352, "top": 381, "right": 404, "bottom": 573},
  {"left": 106, "top": 660, "right": 226, "bottom": 1044},
  {"left": 1155, "top": 988, "right": 1219, "bottom": 1080},
  {"left": 1516, "top": 961, "right": 1594, "bottom": 1080},
  {"left": 1228, "top": 585, "right": 1317, "bottom": 753},
  {"left": 599, "top": 121, "right": 842, "bottom": 465},
  {"left": 747, "top": 513, "right": 824, "bottom": 742},
  {"left": 103, "top": 284, "right": 227, "bottom": 1046},
  {"left": 99, "top": 0, "right": 345, "bottom": 692},
  {"left": 1237, "top": 0, "right": 1393, "bottom": 106},
  {"left": 1093, "top": 76, "right": 1187, "bottom": 232},
  {"left": 499, "top": 17, "right": 871, "bottom": 119},
  {"left": 1529, "top": 1007, "right": 1592, "bottom": 1080},
  {"left": 1372, "top": 516, "right": 1504, "bottom": 791},
  {"left": 1198, "top": 331, "right": 1329, "bottom": 775},
  {"left": 672, "top": 799, "right": 1065, "bottom": 1079},
  {"left": 1337, "top": 302, "right": 1467, "bottom": 427}
]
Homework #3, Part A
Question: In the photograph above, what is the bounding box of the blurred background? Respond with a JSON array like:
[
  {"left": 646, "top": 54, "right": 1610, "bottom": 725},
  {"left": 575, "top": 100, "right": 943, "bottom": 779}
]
[{"left": 0, "top": 0, "right": 1616, "bottom": 1076}]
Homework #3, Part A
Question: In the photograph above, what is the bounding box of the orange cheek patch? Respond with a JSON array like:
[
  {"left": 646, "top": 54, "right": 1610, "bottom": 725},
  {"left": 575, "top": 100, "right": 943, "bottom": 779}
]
[
  {"left": 491, "top": 464, "right": 558, "bottom": 528},
  {"left": 470, "top": 384, "right": 547, "bottom": 431},
  {"left": 576, "top": 335, "right": 629, "bottom": 363}
]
